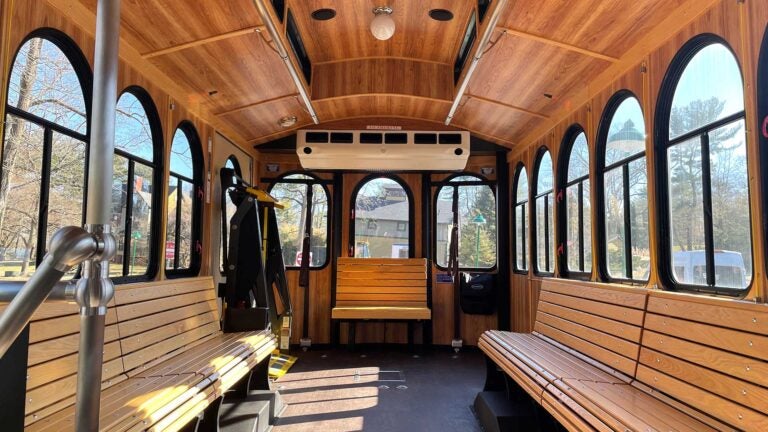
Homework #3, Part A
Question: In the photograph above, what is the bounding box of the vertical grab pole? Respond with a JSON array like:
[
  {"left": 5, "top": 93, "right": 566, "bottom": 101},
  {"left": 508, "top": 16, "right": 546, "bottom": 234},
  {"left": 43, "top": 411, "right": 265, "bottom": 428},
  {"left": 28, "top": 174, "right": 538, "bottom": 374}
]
[{"left": 74, "top": 0, "right": 120, "bottom": 430}]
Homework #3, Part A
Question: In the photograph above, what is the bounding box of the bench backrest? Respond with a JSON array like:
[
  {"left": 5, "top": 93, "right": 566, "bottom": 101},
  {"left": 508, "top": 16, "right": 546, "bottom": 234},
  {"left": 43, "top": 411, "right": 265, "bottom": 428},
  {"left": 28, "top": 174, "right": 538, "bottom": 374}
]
[
  {"left": 534, "top": 279, "right": 647, "bottom": 377},
  {"left": 16, "top": 276, "right": 220, "bottom": 427},
  {"left": 113, "top": 277, "right": 220, "bottom": 376},
  {"left": 18, "top": 298, "right": 124, "bottom": 427},
  {"left": 335, "top": 258, "right": 428, "bottom": 308},
  {"left": 637, "top": 291, "right": 768, "bottom": 430}
]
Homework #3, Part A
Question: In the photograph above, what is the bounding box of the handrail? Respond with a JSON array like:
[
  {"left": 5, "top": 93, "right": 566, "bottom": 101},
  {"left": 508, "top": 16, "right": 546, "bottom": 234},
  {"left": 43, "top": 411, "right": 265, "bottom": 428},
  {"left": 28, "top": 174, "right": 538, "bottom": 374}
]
[
  {"left": 0, "top": 280, "right": 76, "bottom": 303},
  {"left": 0, "top": 226, "right": 99, "bottom": 358},
  {"left": 445, "top": 0, "right": 509, "bottom": 125},
  {"left": 252, "top": 0, "right": 319, "bottom": 124}
]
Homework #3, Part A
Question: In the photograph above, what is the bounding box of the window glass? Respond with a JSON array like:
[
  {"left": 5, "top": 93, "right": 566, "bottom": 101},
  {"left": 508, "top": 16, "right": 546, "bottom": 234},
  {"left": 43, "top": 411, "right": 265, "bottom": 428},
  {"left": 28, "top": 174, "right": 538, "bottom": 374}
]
[
  {"left": 110, "top": 91, "right": 157, "bottom": 279},
  {"left": 567, "top": 133, "right": 590, "bottom": 181},
  {"left": 606, "top": 97, "right": 646, "bottom": 166},
  {"left": 602, "top": 95, "right": 650, "bottom": 281},
  {"left": 514, "top": 167, "right": 528, "bottom": 271},
  {"left": 8, "top": 38, "right": 86, "bottom": 134},
  {"left": 665, "top": 41, "right": 751, "bottom": 291},
  {"left": 534, "top": 151, "right": 554, "bottom": 273},
  {"left": 270, "top": 175, "right": 329, "bottom": 267},
  {"left": 170, "top": 129, "right": 194, "bottom": 179},
  {"left": 354, "top": 177, "right": 410, "bottom": 258},
  {"left": 165, "top": 127, "right": 199, "bottom": 272},
  {"left": 670, "top": 44, "right": 744, "bottom": 140},
  {"left": 563, "top": 131, "right": 592, "bottom": 274},
  {"left": 436, "top": 175, "right": 497, "bottom": 269},
  {"left": 0, "top": 37, "right": 87, "bottom": 281}
]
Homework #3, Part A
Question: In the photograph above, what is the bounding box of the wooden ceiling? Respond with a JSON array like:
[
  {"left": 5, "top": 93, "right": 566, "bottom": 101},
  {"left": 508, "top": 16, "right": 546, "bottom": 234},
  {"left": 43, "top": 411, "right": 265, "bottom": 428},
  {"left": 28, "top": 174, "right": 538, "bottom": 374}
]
[{"left": 74, "top": 0, "right": 716, "bottom": 149}]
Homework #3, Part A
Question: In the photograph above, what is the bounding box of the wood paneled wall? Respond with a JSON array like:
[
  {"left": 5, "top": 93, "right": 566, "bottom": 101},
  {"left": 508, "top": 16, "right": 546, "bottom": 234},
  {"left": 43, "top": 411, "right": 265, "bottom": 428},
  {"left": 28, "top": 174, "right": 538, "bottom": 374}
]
[{"left": 507, "top": 0, "right": 768, "bottom": 332}]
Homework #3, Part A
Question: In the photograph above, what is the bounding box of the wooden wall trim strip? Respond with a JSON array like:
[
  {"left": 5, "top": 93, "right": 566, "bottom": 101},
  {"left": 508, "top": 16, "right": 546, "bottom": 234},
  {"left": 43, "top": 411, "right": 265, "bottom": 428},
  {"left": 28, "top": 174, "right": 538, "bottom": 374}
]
[
  {"left": 466, "top": 94, "right": 550, "bottom": 119},
  {"left": 142, "top": 26, "right": 266, "bottom": 59},
  {"left": 496, "top": 27, "right": 620, "bottom": 63}
]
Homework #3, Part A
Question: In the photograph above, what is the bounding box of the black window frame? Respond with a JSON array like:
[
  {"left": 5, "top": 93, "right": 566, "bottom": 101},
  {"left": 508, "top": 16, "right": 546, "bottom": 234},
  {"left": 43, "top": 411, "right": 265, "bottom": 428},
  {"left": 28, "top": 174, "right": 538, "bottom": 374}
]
[
  {"left": 111, "top": 86, "right": 164, "bottom": 283},
  {"left": 286, "top": 9, "right": 312, "bottom": 85},
  {"left": 512, "top": 163, "right": 529, "bottom": 274},
  {"left": 433, "top": 173, "right": 498, "bottom": 272},
  {"left": 267, "top": 171, "right": 331, "bottom": 270},
  {"left": 270, "top": 0, "right": 286, "bottom": 22},
  {"left": 219, "top": 154, "right": 243, "bottom": 275},
  {"left": 533, "top": 147, "right": 554, "bottom": 276},
  {"left": 758, "top": 24, "right": 768, "bottom": 287},
  {"left": 164, "top": 121, "right": 203, "bottom": 278},
  {"left": 595, "top": 90, "right": 649, "bottom": 284},
  {"left": 1, "top": 29, "right": 92, "bottom": 274},
  {"left": 349, "top": 174, "right": 415, "bottom": 259},
  {"left": 454, "top": 10, "right": 477, "bottom": 84},
  {"left": 557, "top": 125, "right": 592, "bottom": 279},
  {"left": 654, "top": 33, "right": 753, "bottom": 297},
  {"left": 477, "top": 0, "right": 492, "bottom": 22}
]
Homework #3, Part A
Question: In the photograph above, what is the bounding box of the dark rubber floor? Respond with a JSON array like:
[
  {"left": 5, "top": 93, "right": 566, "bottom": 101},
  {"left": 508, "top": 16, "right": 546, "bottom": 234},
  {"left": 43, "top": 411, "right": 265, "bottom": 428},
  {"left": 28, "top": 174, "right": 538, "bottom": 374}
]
[{"left": 271, "top": 346, "right": 485, "bottom": 432}]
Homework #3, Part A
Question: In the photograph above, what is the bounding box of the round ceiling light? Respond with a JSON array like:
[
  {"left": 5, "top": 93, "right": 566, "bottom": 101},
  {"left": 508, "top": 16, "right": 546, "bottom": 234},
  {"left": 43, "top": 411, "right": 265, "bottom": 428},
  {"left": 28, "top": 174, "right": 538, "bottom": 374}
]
[
  {"left": 311, "top": 8, "right": 336, "bottom": 21},
  {"left": 278, "top": 115, "right": 297, "bottom": 128},
  {"left": 371, "top": 6, "right": 395, "bottom": 41},
  {"left": 428, "top": 9, "right": 453, "bottom": 21}
]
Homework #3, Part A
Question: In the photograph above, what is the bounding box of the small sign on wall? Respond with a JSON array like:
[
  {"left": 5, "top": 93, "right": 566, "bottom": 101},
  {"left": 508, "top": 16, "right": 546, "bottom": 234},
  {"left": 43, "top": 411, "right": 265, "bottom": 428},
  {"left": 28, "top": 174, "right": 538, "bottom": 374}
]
[
  {"left": 436, "top": 273, "right": 454, "bottom": 283},
  {"left": 266, "top": 163, "right": 280, "bottom": 173}
]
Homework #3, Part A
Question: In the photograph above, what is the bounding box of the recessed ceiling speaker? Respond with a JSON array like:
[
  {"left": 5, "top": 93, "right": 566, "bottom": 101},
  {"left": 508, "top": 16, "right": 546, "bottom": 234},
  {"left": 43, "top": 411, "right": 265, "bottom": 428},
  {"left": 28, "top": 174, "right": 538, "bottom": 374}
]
[
  {"left": 311, "top": 8, "right": 336, "bottom": 21},
  {"left": 429, "top": 9, "right": 453, "bottom": 21}
]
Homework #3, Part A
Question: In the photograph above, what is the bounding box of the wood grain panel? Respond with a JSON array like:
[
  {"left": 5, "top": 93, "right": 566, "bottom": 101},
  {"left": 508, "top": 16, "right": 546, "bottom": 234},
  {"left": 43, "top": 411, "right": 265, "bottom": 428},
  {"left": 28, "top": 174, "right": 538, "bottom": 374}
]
[
  {"left": 77, "top": 0, "right": 264, "bottom": 54},
  {"left": 312, "top": 59, "right": 452, "bottom": 101}
]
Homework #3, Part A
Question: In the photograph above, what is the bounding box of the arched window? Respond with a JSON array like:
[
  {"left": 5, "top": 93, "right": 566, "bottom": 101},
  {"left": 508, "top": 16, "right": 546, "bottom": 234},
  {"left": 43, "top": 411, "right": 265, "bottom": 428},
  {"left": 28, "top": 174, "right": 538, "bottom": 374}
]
[
  {"left": 559, "top": 127, "right": 592, "bottom": 277},
  {"left": 513, "top": 165, "right": 529, "bottom": 273},
  {"left": 269, "top": 173, "right": 329, "bottom": 268},
  {"left": 533, "top": 149, "right": 554, "bottom": 274},
  {"left": 435, "top": 174, "right": 497, "bottom": 269},
  {"left": 219, "top": 155, "right": 242, "bottom": 274},
  {"left": 597, "top": 93, "right": 650, "bottom": 282},
  {"left": 165, "top": 123, "right": 203, "bottom": 276},
  {"left": 656, "top": 36, "right": 752, "bottom": 294},
  {"left": 110, "top": 88, "right": 162, "bottom": 280},
  {"left": 0, "top": 33, "right": 90, "bottom": 281},
  {"left": 351, "top": 176, "right": 412, "bottom": 258}
]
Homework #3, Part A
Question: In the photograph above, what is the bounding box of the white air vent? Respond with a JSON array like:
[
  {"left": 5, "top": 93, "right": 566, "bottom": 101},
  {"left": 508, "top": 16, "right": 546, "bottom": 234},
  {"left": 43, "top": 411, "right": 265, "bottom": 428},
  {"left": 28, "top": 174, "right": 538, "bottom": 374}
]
[{"left": 296, "top": 130, "right": 470, "bottom": 170}]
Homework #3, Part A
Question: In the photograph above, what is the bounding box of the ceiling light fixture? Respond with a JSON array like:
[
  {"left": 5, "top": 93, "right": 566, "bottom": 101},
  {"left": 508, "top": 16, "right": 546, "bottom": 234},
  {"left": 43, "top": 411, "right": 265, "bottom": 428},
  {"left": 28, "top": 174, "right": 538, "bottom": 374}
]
[
  {"left": 278, "top": 115, "right": 298, "bottom": 128},
  {"left": 371, "top": 6, "right": 395, "bottom": 41}
]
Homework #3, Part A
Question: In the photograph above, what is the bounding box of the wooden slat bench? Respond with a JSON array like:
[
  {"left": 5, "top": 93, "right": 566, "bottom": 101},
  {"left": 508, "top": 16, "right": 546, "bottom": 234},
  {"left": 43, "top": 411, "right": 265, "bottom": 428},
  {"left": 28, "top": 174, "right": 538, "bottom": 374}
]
[
  {"left": 479, "top": 279, "right": 768, "bottom": 431},
  {"left": 332, "top": 257, "right": 430, "bottom": 346},
  {"left": 19, "top": 277, "right": 277, "bottom": 431}
]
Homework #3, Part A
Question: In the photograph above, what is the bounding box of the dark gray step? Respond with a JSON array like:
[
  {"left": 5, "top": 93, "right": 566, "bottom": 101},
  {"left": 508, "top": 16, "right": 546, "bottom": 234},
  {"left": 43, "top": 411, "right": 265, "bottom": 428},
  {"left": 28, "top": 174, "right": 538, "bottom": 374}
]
[
  {"left": 218, "top": 397, "right": 271, "bottom": 432},
  {"left": 248, "top": 390, "right": 285, "bottom": 425},
  {"left": 473, "top": 391, "right": 538, "bottom": 432}
]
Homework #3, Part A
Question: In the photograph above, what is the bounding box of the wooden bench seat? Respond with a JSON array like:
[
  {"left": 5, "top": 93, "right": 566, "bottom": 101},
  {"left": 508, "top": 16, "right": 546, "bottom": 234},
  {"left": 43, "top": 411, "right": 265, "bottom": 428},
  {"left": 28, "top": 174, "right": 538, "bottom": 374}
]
[
  {"left": 480, "top": 279, "right": 768, "bottom": 431},
  {"left": 332, "top": 257, "right": 430, "bottom": 345},
  {"left": 20, "top": 277, "right": 277, "bottom": 431}
]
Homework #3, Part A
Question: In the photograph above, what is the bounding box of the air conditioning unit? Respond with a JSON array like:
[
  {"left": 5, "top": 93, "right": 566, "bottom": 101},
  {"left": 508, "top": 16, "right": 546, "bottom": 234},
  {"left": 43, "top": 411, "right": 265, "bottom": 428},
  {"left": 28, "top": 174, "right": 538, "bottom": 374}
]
[{"left": 296, "top": 130, "right": 470, "bottom": 171}]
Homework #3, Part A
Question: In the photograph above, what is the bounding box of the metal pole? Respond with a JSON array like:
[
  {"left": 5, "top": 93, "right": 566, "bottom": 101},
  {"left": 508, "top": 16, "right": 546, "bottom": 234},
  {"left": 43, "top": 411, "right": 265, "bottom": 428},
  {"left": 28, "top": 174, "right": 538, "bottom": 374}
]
[{"left": 74, "top": 0, "right": 119, "bottom": 429}]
